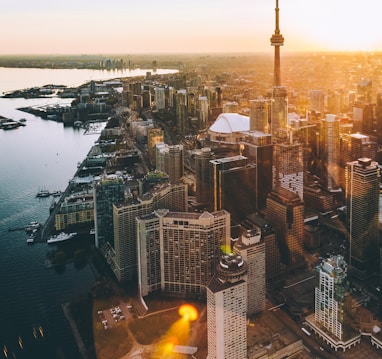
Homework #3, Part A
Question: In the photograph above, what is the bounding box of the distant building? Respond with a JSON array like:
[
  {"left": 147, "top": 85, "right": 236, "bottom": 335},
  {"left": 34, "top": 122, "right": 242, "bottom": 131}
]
[
  {"left": 155, "top": 87, "right": 165, "bottom": 110},
  {"left": 249, "top": 98, "right": 270, "bottom": 133},
  {"left": 270, "top": 86, "right": 288, "bottom": 139},
  {"left": 176, "top": 89, "right": 187, "bottom": 135},
  {"left": 309, "top": 90, "right": 325, "bottom": 114},
  {"left": 147, "top": 127, "right": 164, "bottom": 165},
  {"left": 156, "top": 143, "right": 184, "bottom": 184},
  {"left": 320, "top": 114, "right": 341, "bottom": 191},
  {"left": 207, "top": 254, "right": 248, "bottom": 359}
]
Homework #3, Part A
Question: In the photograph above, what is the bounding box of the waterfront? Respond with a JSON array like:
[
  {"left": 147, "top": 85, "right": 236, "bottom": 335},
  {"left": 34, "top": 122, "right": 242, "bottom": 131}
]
[{"left": 0, "top": 66, "right": 175, "bottom": 359}]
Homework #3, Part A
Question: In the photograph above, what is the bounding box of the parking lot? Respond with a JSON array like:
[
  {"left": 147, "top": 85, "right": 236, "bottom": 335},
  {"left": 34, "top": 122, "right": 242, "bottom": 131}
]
[{"left": 97, "top": 303, "right": 134, "bottom": 330}]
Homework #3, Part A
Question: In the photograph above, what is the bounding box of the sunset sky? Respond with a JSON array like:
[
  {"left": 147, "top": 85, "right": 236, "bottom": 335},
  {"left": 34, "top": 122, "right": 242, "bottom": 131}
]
[{"left": 0, "top": 0, "right": 380, "bottom": 55}]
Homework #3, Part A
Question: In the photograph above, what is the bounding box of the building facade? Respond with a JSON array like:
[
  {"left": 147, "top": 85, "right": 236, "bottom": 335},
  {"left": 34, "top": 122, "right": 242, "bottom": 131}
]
[
  {"left": 113, "top": 183, "right": 188, "bottom": 282},
  {"left": 207, "top": 254, "right": 248, "bottom": 359},
  {"left": 345, "top": 158, "right": 380, "bottom": 277},
  {"left": 234, "top": 227, "right": 266, "bottom": 315}
]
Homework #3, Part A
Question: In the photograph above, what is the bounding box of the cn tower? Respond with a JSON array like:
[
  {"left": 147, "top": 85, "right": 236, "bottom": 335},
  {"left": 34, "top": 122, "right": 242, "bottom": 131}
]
[{"left": 270, "top": 0, "right": 284, "bottom": 86}]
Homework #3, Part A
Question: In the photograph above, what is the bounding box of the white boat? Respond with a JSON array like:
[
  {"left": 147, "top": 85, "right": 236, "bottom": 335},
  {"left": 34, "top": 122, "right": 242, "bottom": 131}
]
[
  {"left": 47, "top": 232, "right": 77, "bottom": 244},
  {"left": 51, "top": 190, "right": 62, "bottom": 197},
  {"left": 36, "top": 189, "right": 50, "bottom": 197}
]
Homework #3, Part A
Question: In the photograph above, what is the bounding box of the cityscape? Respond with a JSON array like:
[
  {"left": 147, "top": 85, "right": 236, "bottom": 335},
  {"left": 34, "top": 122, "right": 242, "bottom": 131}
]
[{"left": 2, "top": 1, "right": 382, "bottom": 359}]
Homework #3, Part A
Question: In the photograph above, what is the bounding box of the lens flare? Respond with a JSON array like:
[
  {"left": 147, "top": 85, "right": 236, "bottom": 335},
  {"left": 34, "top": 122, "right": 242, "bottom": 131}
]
[{"left": 178, "top": 304, "right": 198, "bottom": 321}]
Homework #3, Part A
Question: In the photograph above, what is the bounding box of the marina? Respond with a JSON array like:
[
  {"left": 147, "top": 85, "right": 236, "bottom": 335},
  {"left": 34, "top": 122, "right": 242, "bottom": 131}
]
[{"left": 0, "top": 118, "right": 27, "bottom": 130}]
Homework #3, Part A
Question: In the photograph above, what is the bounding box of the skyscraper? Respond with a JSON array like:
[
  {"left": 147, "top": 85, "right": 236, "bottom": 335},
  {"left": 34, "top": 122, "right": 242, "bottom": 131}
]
[
  {"left": 94, "top": 174, "right": 125, "bottom": 249},
  {"left": 273, "top": 141, "right": 304, "bottom": 200},
  {"left": 113, "top": 183, "right": 188, "bottom": 282},
  {"left": 265, "top": 187, "right": 305, "bottom": 268},
  {"left": 249, "top": 98, "right": 270, "bottom": 133},
  {"left": 136, "top": 209, "right": 231, "bottom": 297},
  {"left": 195, "top": 147, "right": 213, "bottom": 206},
  {"left": 209, "top": 155, "right": 257, "bottom": 221},
  {"left": 345, "top": 158, "right": 380, "bottom": 278},
  {"left": 320, "top": 114, "right": 341, "bottom": 191},
  {"left": 240, "top": 131, "right": 273, "bottom": 210},
  {"left": 306, "top": 255, "right": 361, "bottom": 351},
  {"left": 234, "top": 227, "right": 266, "bottom": 315},
  {"left": 270, "top": 86, "right": 288, "bottom": 139},
  {"left": 207, "top": 254, "right": 248, "bottom": 359},
  {"left": 155, "top": 143, "right": 184, "bottom": 184}
]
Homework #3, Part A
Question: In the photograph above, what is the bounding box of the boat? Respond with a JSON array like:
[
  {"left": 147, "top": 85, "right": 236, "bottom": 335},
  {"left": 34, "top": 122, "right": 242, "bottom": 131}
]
[
  {"left": 27, "top": 230, "right": 37, "bottom": 243},
  {"left": 47, "top": 232, "right": 77, "bottom": 244},
  {"left": 25, "top": 221, "right": 41, "bottom": 233},
  {"left": 51, "top": 190, "right": 62, "bottom": 197},
  {"left": 89, "top": 228, "right": 95, "bottom": 235},
  {"left": 36, "top": 189, "right": 50, "bottom": 197}
]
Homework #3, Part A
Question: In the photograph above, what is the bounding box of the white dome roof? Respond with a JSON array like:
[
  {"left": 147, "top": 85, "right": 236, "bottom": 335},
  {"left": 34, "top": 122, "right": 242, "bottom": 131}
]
[{"left": 209, "top": 113, "right": 249, "bottom": 134}]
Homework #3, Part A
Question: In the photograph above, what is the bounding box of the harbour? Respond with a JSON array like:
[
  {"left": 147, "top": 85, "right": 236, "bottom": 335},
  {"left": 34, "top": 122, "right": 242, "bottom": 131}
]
[
  {"left": 0, "top": 65, "right": 176, "bottom": 359},
  {"left": 0, "top": 68, "right": 111, "bottom": 359}
]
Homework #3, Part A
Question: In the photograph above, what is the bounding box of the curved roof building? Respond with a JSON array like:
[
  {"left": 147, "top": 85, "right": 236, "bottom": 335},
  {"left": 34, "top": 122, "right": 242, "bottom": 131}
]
[{"left": 207, "top": 113, "right": 250, "bottom": 144}]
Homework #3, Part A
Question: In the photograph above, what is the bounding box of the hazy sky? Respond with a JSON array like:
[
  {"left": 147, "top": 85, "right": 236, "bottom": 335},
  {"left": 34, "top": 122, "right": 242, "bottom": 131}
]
[{"left": 1, "top": 0, "right": 381, "bottom": 55}]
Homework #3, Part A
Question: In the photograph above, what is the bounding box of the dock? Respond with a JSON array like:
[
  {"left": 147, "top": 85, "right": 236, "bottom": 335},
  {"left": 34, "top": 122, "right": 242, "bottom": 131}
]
[{"left": 35, "top": 158, "right": 88, "bottom": 243}]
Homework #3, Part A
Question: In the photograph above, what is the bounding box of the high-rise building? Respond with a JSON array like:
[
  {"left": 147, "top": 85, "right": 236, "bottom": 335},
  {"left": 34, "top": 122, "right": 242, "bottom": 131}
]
[
  {"left": 195, "top": 147, "right": 213, "bottom": 206},
  {"left": 306, "top": 255, "right": 361, "bottom": 351},
  {"left": 345, "top": 158, "right": 380, "bottom": 278},
  {"left": 352, "top": 100, "right": 374, "bottom": 134},
  {"left": 207, "top": 254, "right": 248, "bottom": 359},
  {"left": 154, "top": 87, "right": 166, "bottom": 110},
  {"left": 315, "top": 255, "right": 348, "bottom": 339},
  {"left": 249, "top": 98, "right": 270, "bottom": 133},
  {"left": 136, "top": 209, "right": 231, "bottom": 297},
  {"left": 265, "top": 187, "right": 305, "bottom": 268},
  {"left": 164, "top": 210, "right": 230, "bottom": 296},
  {"left": 234, "top": 227, "right": 266, "bottom": 315},
  {"left": 209, "top": 156, "right": 257, "bottom": 221},
  {"left": 271, "top": 86, "right": 288, "bottom": 139},
  {"left": 309, "top": 90, "right": 325, "bottom": 114},
  {"left": 197, "top": 96, "right": 209, "bottom": 133},
  {"left": 320, "top": 114, "right": 341, "bottom": 191},
  {"left": 240, "top": 131, "right": 273, "bottom": 210},
  {"left": 244, "top": 214, "right": 282, "bottom": 282},
  {"left": 341, "top": 133, "right": 378, "bottom": 166},
  {"left": 94, "top": 174, "right": 125, "bottom": 249},
  {"left": 155, "top": 143, "right": 184, "bottom": 184},
  {"left": 273, "top": 142, "right": 304, "bottom": 200},
  {"left": 113, "top": 183, "right": 188, "bottom": 282},
  {"left": 176, "top": 89, "right": 187, "bottom": 135},
  {"left": 136, "top": 211, "right": 162, "bottom": 296},
  {"left": 147, "top": 127, "right": 164, "bottom": 165}
]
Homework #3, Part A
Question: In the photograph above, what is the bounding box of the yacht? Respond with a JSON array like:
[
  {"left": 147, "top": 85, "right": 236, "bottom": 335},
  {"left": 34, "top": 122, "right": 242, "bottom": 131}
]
[{"left": 47, "top": 232, "right": 77, "bottom": 244}]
